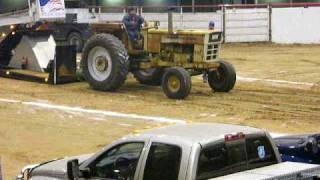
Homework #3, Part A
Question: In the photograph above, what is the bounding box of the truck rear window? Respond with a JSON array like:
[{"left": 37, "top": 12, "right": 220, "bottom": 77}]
[{"left": 196, "top": 134, "right": 278, "bottom": 180}]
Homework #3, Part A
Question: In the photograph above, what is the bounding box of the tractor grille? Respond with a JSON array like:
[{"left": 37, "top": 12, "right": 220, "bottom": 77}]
[
  {"left": 206, "top": 44, "right": 219, "bottom": 61},
  {"left": 205, "top": 32, "right": 222, "bottom": 61}
]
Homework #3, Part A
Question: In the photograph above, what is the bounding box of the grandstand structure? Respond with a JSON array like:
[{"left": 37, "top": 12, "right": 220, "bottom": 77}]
[{"left": 2, "top": 0, "right": 320, "bottom": 13}]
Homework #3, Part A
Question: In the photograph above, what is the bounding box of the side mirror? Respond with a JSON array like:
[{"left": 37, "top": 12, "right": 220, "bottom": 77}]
[
  {"left": 305, "top": 138, "right": 319, "bottom": 155},
  {"left": 67, "top": 159, "right": 80, "bottom": 180}
]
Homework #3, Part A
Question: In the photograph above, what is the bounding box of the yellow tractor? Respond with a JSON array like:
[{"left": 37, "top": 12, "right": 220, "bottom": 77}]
[{"left": 81, "top": 12, "right": 236, "bottom": 99}]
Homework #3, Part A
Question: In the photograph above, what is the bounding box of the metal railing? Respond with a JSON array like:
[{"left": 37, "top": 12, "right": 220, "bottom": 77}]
[
  {"left": 1, "top": 2, "right": 320, "bottom": 16},
  {"left": 87, "top": 2, "right": 320, "bottom": 14},
  {"left": 0, "top": 9, "right": 28, "bottom": 18},
  {"left": 0, "top": 2, "right": 319, "bottom": 43}
]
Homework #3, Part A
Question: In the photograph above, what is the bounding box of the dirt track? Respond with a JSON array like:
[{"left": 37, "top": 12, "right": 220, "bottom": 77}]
[{"left": 0, "top": 43, "right": 320, "bottom": 179}]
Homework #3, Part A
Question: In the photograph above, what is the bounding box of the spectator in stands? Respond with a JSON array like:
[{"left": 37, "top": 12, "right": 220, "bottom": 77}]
[
  {"left": 209, "top": 20, "right": 215, "bottom": 30},
  {"left": 122, "top": 7, "right": 145, "bottom": 42}
]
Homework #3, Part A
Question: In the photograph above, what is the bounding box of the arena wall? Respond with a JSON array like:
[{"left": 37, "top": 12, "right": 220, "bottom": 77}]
[{"left": 272, "top": 7, "right": 320, "bottom": 44}]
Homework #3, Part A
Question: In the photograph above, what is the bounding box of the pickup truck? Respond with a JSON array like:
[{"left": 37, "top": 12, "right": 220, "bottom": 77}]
[
  {"left": 274, "top": 133, "right": 320, "bottom": 164},
  {"left": 15, "top": 123, "right": 320, "bottom": 180}
]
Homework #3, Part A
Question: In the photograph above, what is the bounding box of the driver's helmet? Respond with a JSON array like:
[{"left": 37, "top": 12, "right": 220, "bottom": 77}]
[{"left": 209, "top": 21, "right": 215, "bottom": 29}]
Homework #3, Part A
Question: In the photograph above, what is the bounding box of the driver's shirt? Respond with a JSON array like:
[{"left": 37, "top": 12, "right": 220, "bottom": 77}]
[{"left": 122, "top": 14, "right": 144, "bottom": 41}]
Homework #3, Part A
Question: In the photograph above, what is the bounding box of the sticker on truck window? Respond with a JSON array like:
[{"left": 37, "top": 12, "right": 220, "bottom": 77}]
[{"left": 257, "top": 146, "right": 266, "bottom": 159}]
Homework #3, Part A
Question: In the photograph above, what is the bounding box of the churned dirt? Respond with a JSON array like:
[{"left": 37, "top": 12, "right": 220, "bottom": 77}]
[{"left": 0, "top": 43, "right": 319, "bottom": 179}]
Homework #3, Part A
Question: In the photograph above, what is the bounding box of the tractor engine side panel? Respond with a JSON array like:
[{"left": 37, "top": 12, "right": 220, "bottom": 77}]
[
  {"left": 146, "top": 30, "right": 223, "bottom": 65},
  {"left": 146, "top": 33, "right": 162, "bottom": 53},
  {"left": 160, "top": 44, "right": 194, "bottom": 64}
]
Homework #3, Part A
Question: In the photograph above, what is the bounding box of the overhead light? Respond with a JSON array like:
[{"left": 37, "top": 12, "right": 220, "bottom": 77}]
[{"left": 102, "top": 0, "right": 125, "bottom": 5}]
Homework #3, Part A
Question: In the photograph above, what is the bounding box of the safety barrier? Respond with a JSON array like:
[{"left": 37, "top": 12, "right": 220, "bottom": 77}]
[
  {"left": 83, "top": 3, "right": 320, "bottom": 43},
  {"left": 1, "top": 3, "right": 320, "bottom": 43}
]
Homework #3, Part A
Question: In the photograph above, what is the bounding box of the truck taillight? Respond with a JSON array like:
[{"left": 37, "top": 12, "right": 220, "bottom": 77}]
[{"left": 225, "top": 132, "right": 245, "bottom": 142}]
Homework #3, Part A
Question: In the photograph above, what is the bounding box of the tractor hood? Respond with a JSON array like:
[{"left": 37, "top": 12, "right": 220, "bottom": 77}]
[
  {"left": 145, "top": 29, "right": 222, "bottom": 50},
  {"left": 27, "top": 154, "right": 93, "bottom": 179},
  {"left": 148, "top": 28, "right": 216, "bottom": 35}
]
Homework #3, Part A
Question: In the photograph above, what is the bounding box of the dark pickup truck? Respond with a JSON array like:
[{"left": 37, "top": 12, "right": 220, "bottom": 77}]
[{"left": 274, "top": 133, "right": 320, "bottom": 164}]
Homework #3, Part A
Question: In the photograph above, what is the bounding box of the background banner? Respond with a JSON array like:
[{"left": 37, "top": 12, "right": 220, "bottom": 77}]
[{"left": 38, "top": 0, "right": 66, "bottom": 19}]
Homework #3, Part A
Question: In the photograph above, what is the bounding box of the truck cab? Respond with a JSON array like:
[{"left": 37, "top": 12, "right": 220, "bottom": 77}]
[{"left": 16, "top": 123, "right": 320, "bottom": 180}]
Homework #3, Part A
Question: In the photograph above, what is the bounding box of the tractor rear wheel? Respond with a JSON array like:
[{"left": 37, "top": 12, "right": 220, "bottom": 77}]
[
  {"left": 133, "top": 68, "right": 164, "bottom": 86},
  {"left": 208, "top": 60, "right": 236, "bottom": 92},
  {"left": 162, "top": 67, "right": 191, "bottom": 99},
  {"left": 81, "top": 33, "right": 129, "bottom": 91}
]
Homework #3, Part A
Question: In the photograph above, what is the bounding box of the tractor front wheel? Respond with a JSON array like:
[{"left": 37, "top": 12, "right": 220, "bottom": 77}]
[
  {"left": 162, "top": 67, "right": 191, "bottom": 99},
  {"left": 208, "top": 60, "right": 236, "bottom": 92},
  {"left": 81, "top": 33, "right": 129, "bottom": 91}
]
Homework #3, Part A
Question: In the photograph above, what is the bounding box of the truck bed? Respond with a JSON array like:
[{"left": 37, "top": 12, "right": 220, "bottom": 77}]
[{"left": 214, "top": 162, "right": 320, "bottom": 180}]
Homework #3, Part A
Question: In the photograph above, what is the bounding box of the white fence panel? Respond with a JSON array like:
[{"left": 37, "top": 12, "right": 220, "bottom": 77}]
[
  {"left": 95, "top": 13, "right": 124, "bottom": 22},
  {"left": 66, "top": 9, "right": 91, "bottom": 23},
  {"left": 178, "top": 13, "right": 223, "bottom": 30},
  {"left": 65, "top": 7, "right": 320, "bottom": 44},
  {"left": 272, "top": 7, "right": 320, "bottom": 44},
  {"left": 77, "top": 11, "right": 223, "bottom": 30},
  {"left": 225, "top": 8, "right": 269, "bottom": 42},
  {"left": 142, "top": 13, "right": 222, "bottom": 30}
]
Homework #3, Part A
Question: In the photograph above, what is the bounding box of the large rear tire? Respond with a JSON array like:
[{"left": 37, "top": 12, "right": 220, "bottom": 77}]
[
  {"left": 208, "top": 60, "right": 236, "bottom": 92},
  {"left": 162, "top": 67, "right": 191, "bottom": 99},
  {"left": 81, "top": 33, "right": 129, "bottom": 91},
  {"left": 133, "top": 68, "right": 164, "bottom": 86}
]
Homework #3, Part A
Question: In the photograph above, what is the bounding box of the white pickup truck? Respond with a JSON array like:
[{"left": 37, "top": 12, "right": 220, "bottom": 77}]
[{"left": 15, "top": 123, "right": 320, "bottom": 180}]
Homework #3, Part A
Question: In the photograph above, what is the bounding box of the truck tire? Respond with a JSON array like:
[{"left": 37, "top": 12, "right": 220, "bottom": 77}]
[
  {"left": 133, "top": 68, "right": 164, "bottom": 86},
  {"left": 0, "top": 32, "right": 22, "bottom": 66},
  {"left": 0, "top": 52, "right": 11, "bottom": 66},
  {"left": 67, "top": 32, "right": 83, "bottom": 52},
  {"left": 81, "top": 33, "right": 129, "bottom": 91},
  {"left": 208, "top": 60, "right": 236, "bottom": 92},
  {"left": 162, "top": 67, "right": 191, "bottom": 99}
]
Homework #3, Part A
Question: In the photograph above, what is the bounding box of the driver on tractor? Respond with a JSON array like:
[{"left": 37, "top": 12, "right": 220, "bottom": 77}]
[{"left": 122, "top": 8, "right": 147, "bottom": 49}]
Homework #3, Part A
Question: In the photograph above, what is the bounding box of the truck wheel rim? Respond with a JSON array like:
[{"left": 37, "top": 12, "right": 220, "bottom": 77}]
[
  {"left": 212, "top": 68, "right": 225, "bottom": 84},
  {"left": 167, "top": 75, "right": 180, "bottom": 92},
  {"left": 69, "top": 36, "right": 80, "bottom": 48},
  {"left": 95, "top": 56, "right": 108, "bottom": 72},
  {"left": 88, "top": 46, "right": 112, "bottom": 81}
]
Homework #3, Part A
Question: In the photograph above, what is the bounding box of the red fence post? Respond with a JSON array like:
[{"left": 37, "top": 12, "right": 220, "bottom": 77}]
[
  {"left": 0, "top": 157, "right": 3, "bottom": 180},
  {"left": 268, "top": 4, "right": 272, "bottom": 42},
  {"left": 192, "top": 0, "right": 195, "bottom": 13},
  {"left": 222, "top": 5, "right": 226, "bottom": 43}
]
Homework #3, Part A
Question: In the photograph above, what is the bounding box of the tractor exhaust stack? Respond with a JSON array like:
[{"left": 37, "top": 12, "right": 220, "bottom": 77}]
[{"left": 168, "top": 9, "right": 174, "bottom": 34}]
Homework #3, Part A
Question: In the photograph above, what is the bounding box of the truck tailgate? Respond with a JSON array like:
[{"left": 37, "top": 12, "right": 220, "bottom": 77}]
[{"left": 213, "top": 162, "right": 320, "bottom": 180}]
